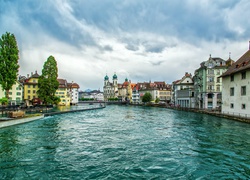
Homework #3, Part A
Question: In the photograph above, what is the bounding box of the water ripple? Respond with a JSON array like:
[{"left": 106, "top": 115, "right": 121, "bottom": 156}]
[{"left": 0, "top": 105, "right": 250, "bottom": 179}]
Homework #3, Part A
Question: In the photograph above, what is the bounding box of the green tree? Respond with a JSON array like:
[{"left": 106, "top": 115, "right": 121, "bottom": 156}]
[
  {"left": 142, "top": 92, "right": 152, "bottom": 103},
  {"left": 0, "top": 97, "right": 8, "bottom": 105},
  {"left": 37, "top": 55, "right": 59, "bottom": 105},
  {"left": 0, "top": 32, "right": 19, "bottom": 99},
  {"left": 155, "top": 98, "right": 160, "bottom": 103}
]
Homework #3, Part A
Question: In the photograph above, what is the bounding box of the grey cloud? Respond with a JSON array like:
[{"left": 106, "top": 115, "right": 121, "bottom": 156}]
[
  {"left": 149, "top": 60, "right": 164, "bottom": 66},
  {"left": 126, "top": 44, "right": 139, "bottom": 51},
  {"left": 102, "top": 45, "right": 113, "bottom": 52}
]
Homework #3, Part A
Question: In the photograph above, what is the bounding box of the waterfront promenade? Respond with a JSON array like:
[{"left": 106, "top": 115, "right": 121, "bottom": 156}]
[{"left": 0, "top": 104, "right": 106, "bottom": 128}]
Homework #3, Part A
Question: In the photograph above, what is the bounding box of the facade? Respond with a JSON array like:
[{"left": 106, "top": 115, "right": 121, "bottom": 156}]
[
  {"left": 154, "top": 82, "right": 172, "bottom": 103},
  {"left": 193, "top": 56, "right": 230, "bottom": 109},
  {"left": 137, "top": 82, "right": 158, "bottom": 102},
  {"left": 23, "top": 71, "right": 40, "bottom": 106},
  {"left": 56, "top": 79, "right": 71, "bottom": 106},
  {"left": 0, "top": 81, "right": 23, "bottom": 105},
  {"left": 82, "top": 90, "right": 104, "bottom": 101},
  {"left": 118, "top": 78, "right": 132, "bottom": 102},
  {"left": 103, "top": 73, "right": 118, "bottom": 101},
  {"left": 67, "top": 82, "right": 80, "bottom": 105},
  {"left": 221, "top": 48, "right": 250, "bottom": 117},
  {"left": 172, "top": 72, "right": 195, "bottom": 108},
  {"left": 131, "top": 84, "right": 140, "bottom": 104}
]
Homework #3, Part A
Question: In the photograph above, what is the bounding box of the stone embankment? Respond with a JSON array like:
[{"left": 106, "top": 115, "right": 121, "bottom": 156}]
[
  {"left": 0, "top": 114, "right": 44, "bottom": 128},
  {"left": 129, "top": 103, "right": 250, "bottom": 124},
  {"left": 0, "top": 105, "right": 106, "bottom": 128},
  {"left": 167, "top": 106, "right": 250, "bottom": 124},
  {"left": 44, "top": 106, "right": 105, "bottom": 117}
]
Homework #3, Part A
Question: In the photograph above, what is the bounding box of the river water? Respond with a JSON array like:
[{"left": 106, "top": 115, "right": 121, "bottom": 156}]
[{"left": 0, "top": 105, "right": 250, "bottom": 179}]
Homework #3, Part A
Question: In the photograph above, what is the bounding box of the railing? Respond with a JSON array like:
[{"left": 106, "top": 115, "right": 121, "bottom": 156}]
[
  {"left": 166, "top": 106, "right": 250, "bottom": 121},
  {"left": 221, "top": 111, "right": 250, "bottom": 119}
]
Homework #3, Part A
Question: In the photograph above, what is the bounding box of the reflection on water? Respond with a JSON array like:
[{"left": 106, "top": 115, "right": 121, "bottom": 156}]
[{"left": 0, "top": 105, "right": 250, "bottom": 179}]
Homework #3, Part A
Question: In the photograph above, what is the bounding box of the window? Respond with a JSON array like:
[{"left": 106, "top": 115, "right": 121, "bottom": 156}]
[
  {"left": 230, "top": 88, "right": 234, "bottom": 96},
  {"left": 28, "top": 95, "right": 30, "bottom": 99},
  {"left": 242, "top": 72, "right": 246, "bottom": 79},
  {"left": 217, "top": 78, "right": 220, "bottom": 83},
  {"left": 28, "top": 85, "right": 30, "bottom": 88},
  {"left": 208, "top": 77, "right": 214, "bottom": 82},
  {"left": 16, "top": 92, "right": 21, "bottom": 96},
  {"left": 33, "top": 90, "right": 36, "bottom": 93},
  {"left": 216, "top": 85, "right": 220, "bottom": 92},
  {"left": 241, "top": 86, "right": 246, "bottom": 96},
  {"left": 242, "top": 104, "right": 246, "bottom": 109},
  {"left": 230, "top": 103, "right": 234, "bottom": 109},
  {"left": 33, "top": 85, "right": 36, "bottom": 88},
  {"left": 33, "top": 80, "right": 36, "bottom": 83},
  {"left": 230, "top": 75, "right": 234, "bottom": 82},
  {"left": 28, "top": 90, "right": 30, "bottom": 93}
]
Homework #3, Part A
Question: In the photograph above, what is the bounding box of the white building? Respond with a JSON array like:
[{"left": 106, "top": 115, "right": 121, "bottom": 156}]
[
  {"left": 67, "top": 82, "right": 80, "bottom": 105},
  {"left": 131, "top": 84, "right": 140, "bottom": 104},
  {"left": 221, "top": 48, "right": 250, "bottom": 117},
  {"left": 0, "top": 81, "right": 23, "bottom": 105},
  {"left": 172, "top": 72, "right": 195, "bottom": 108}
]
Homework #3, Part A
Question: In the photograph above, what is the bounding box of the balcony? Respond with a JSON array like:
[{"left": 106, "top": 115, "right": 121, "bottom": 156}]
[{"left": 208, "top": 98, "right": 213, "bottom": 102}]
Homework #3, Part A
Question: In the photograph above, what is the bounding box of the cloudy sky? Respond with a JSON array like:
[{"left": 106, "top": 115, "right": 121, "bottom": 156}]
[{"left": 1, "top": 0, "right": 250, "bottom": 90}]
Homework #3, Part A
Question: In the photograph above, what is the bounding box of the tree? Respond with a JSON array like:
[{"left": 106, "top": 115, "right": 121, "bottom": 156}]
[
  {"left": 0, "top": 97, "right": 8, "bottom": 105},
  {"left": 142, "top": 92, "right": 152, "bottom": 103},
  {"left": 155, "top": 98, "right": 160, "bottom": 103},
  {"left": 37, "top": 55, "right": 59, "bottom": 105},
  {"left": 0, "top": 32, "right": 19, "bottom": 99}
]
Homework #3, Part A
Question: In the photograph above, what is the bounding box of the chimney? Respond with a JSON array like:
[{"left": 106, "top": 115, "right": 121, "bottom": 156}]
[
  {"left": 31, "top": 72, "right": 33, "bottom": 76},
  {"left": 27, "top": 74, "right": 29, "bottom": 78}
]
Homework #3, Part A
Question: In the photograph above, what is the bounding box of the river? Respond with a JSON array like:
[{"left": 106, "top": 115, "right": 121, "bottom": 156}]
[{"left": 0, "top": 105, "right": 249, "bottom": 179}]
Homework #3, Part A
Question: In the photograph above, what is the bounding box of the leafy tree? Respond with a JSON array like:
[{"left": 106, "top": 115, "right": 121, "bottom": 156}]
[
  {"left": 142, "top": 92, "right": 152, "bottom": 103},
  {"left": 155, "top": 98, "right": 160, "bottom": 103},
  {"left": 0, "top": 32, "right": 19, "bottom": 99},
  {"left": 0, "top": 97, "right": 8, "bottom": 105},
  {"left": 37, "top": 55, "right": 59, "bottom": 105}
]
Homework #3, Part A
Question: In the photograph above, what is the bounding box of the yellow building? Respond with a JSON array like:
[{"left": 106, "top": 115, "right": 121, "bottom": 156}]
[
  {"left": 56, "top": 79, "right": 71, "bottom": 106},
  {"left": 23, "top": 71, "right": 40, "bottom": 106},
  {"left": 154, "top": 82, "right": 172, "bottom": 103},
  {"left": 118, "top": 78, "right": 132, "bottom": 102}
]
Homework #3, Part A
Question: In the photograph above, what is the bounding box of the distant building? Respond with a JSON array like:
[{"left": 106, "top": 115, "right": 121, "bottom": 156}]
[
  {"left": 137, "top": 82, "right": 158, "bottom": 102},
  {"left": 172, "top": 72, "right": 195, "bottom": 108},
  {"left": 131, "top": 84, "right": 140, "bottom": 104},
  {"left": 103, "top": 73, "right": 118, "bottom": 101},
  {"left": 82, "top": 90, "right": 104, "bottom": 101},
  {"left": 154, "top": 81, "right": 172, "bottom": 103},
  {"left": 221, "top": 46, "right": 250, "bottom": 117},
  {"left": 67, "top": 82, "right": 80, "bottom": 105},
  {"left": 118, "top": 78, "right": 132, "bottom": 102}
]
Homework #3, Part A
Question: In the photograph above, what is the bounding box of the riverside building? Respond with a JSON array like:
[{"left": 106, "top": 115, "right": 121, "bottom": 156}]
[
  {"left": 221, "top": 45, "right": 250, "bottom": 118},
  {"left": 172, "top": 72, "right": 195, "bottom": 108},
  {"left": 103, "top": 73, "right": 118, "bottom": 101},
  {"left": 193, "top": 55, "right": 232, "bottom": 109}
]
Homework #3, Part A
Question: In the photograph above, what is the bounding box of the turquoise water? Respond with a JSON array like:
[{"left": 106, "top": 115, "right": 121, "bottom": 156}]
[{"left": 0, "top": 105, "right": 250, "bottom": 179}]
